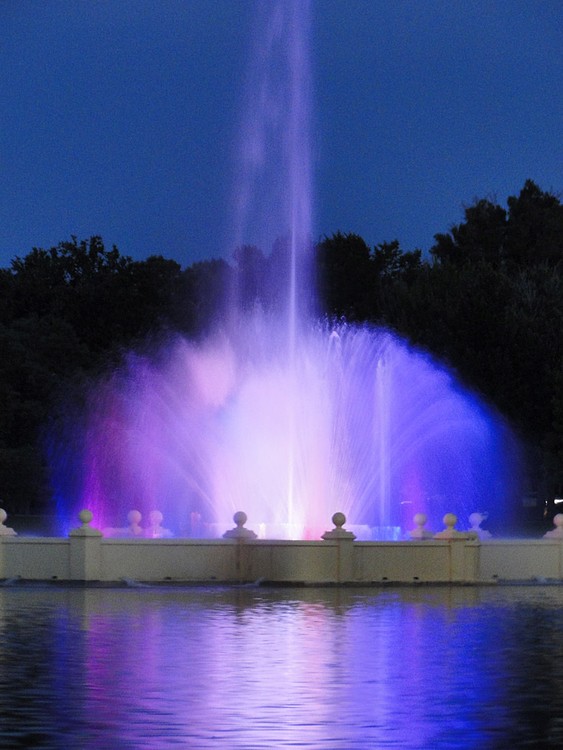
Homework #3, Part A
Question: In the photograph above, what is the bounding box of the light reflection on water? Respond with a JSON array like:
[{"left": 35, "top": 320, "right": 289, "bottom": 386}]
[{"left": 1, "top": 585, "right": 563, "bottom": 748}]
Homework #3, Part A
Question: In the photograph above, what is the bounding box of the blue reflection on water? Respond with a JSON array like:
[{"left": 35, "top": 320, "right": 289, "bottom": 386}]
[{"left": 1, "top": 585, "right": 563, "bottom": 748}]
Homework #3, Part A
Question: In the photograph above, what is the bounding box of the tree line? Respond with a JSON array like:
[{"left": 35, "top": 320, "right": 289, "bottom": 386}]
[{"left": 0, "top": 179, "right": 562, "bottom": 525}]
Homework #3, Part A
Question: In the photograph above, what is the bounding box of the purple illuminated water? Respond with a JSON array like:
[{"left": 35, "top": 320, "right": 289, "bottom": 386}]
[
  {"left": 51, "top": 314, "right": 518, "bottom": 538},
  {"left": 4, "top": 586, "right": 563, "bottom": 748},
  {"left": 50, "top": 0, "right": 520, "bottom": 538}
]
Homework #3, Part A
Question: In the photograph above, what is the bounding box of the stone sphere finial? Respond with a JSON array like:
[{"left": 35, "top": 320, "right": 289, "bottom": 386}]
[
  {"left": 468, "top": 511, "right": 492, "bottom": 539},
  {"left": 78, "top": 509, "right": 94, "bottom": 526},
  {"left": 146, "top": 510, "right": 172, "bottom": 538},
  {"left": 322, "top": 511, "right": 355, "bottom": 540},
  {"left": 434, "top": 512, "right": 461, "bottom": 539},
  {"left": 127, "top": 510, "right": 142, "bottom": 525},
  {"left": 331, "top": 511, "right": 346, "bottom": 529},
  {"left": 149, "top": 510, "right": 163, "bottom": 525},
  {"left": 0, "top": 508, "right": 17, "bottom": 536},
  {"left": 70, "top": 508, "right": 102, "bottom": 537},
  {"left": 233, "top": 511, "right": 248, "bottom": 528},
  {"left": 544, "top": 513, "right": 563, "bottom": 539},
  {"left": 409, "top": 513, "right": 432, "bottom": 540},
  {"left": 223, "top": 511, "right": 256, "bottom": 539}
]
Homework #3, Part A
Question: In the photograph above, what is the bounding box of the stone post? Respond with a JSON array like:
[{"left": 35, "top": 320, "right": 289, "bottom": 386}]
[
  {"left": 434, "top": 513, "right": 481, "bottom": 582},
  {"left": 69, "top": 510, "right": 103, "bottom": 581},
  {"left": 222, "top": 512, "right": 257, "bottom": 582},
  {"left": 447, "top": 536, "right": 480, "bottom": 582},
  {"left": 322, "top": 512, "right": 356, "bottom": 583},
  {"left": 0, "top": 509, "right": 17, "bottom": 581}
]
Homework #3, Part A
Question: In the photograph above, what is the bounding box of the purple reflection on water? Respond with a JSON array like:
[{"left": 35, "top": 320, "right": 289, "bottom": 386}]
[{"left": 1, "top": 586, "right": 562, "bottom": 748}]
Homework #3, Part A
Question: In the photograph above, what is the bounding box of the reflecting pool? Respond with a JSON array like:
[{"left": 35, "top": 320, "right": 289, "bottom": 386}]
[{"left": 1, "top": 584, "right": 563, "bottom": 748}]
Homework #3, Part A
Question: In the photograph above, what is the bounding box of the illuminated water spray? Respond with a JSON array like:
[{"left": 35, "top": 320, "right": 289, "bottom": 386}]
[
  {"left": 230, "top": 0, "right": 315, "bottom": 535},
  {"left": 49, "top": 1, "right": 520, "bottom": 538}
]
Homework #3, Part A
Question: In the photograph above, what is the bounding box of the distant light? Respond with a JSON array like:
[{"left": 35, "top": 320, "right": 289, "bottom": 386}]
[{"left": 554, "top": 498, "right": 563, "bottom": 505}]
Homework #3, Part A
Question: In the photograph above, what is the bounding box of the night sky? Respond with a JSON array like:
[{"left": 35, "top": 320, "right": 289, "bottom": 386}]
[{"left": 1, "top": 0, "right": 561, "bottom": 270}]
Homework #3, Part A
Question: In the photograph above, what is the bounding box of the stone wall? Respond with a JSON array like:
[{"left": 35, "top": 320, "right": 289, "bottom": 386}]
[{"left": 2, "top": 532, "right": 563, "bottom": 584}]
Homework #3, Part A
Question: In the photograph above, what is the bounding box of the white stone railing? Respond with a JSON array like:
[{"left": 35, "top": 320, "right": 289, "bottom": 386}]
[{"left": 1, "top": 509, "right": 562, "bottom": 584}]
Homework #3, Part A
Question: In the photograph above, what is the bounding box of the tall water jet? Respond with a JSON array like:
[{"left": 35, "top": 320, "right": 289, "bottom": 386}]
[
  {"left": 230, "top": 0, "right": 314, "bottom": 535},
  {"left": 48, "top": 1, "right": 522, "bottom": 538}
]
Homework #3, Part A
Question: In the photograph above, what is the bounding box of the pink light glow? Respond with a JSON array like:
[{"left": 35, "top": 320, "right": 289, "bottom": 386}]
[{"left": 52, "top": 318, "right": 519, "bottom": 538}]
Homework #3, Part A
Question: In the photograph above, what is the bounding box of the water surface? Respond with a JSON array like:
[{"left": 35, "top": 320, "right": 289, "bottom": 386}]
[{"left": 1, "top": 584, "right": 562, "bottom": 748}]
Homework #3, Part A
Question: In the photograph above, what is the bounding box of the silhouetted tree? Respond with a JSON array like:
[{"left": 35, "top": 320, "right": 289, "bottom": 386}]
[
  {"left": 431, "top": 181, "right": 563, "bottom": 268},
  {"left": 316, "top": 232, "right": 373, "bottom": 319},
  {"left": 505, "top": 179, "right": 563, "bottom": 265}
]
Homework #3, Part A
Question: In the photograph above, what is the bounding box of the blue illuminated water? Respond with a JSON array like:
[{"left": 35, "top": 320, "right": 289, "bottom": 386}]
[{"left": 1, "top": 585, "right": 562, "bottom": 748}]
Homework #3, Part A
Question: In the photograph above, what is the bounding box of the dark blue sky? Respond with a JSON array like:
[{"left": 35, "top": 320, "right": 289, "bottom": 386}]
[{"left": 1, "top": 0, "right": 561, "bottom": 269}]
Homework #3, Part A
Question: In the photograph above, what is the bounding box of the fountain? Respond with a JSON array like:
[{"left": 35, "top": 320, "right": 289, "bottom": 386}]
[
  {"left": 48, "top": 0, "right": 521, "bottom": 540},
  {"left": 468, "top": 512, "right": 493, "bottom": 540}
]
